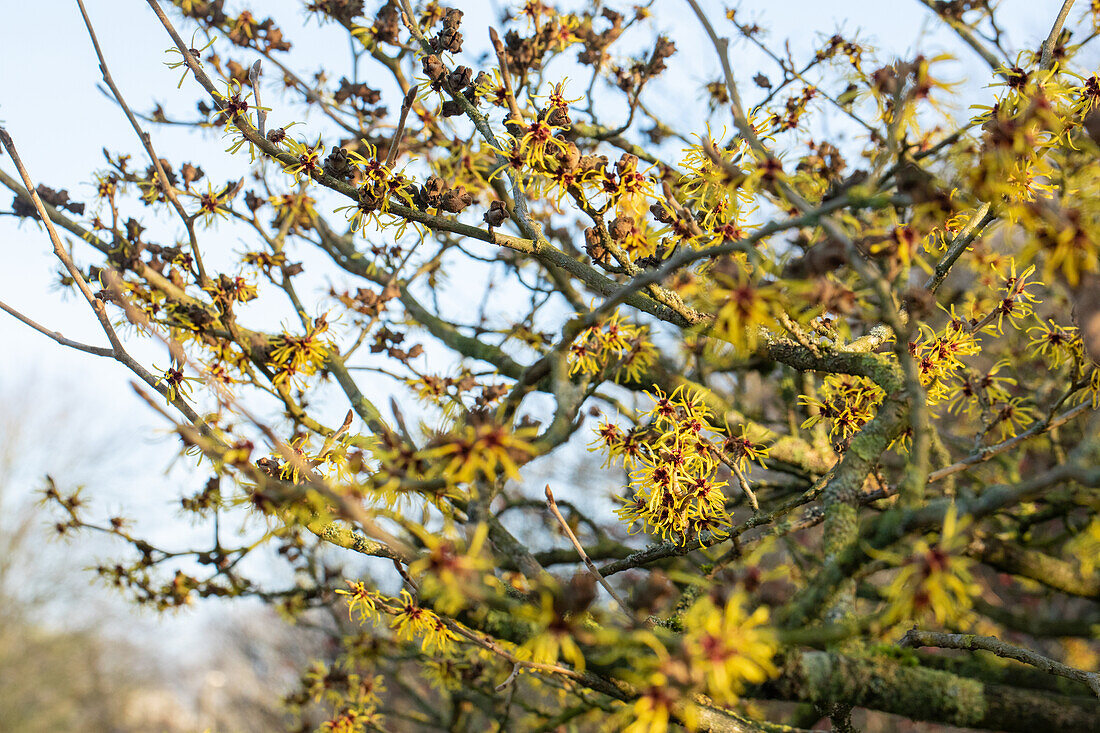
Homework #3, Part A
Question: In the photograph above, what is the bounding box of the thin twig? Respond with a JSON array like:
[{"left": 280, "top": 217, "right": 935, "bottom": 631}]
[
  {"left": 386, "top": 85, "right": 419, "bottom": 167},
  {"left": 928, "top": 401, "right": 1093, "bottom": 483},
  {"left": 77, "top": 0, "right": 210, "bottom": 286},
  {"left": 143, "top": 0, "right": 691, "bottom": 329},
  {"left": 0, "top": 297, "right": 114, "bottom": 357},
  {"left": 489, "top": 27, "right": 525, "bottom": 125},
  {"left": 915, "top": 0, "right": 1008, "bottom": 76},
  {"left": 0, "top": 126, "right": 202, "bottom": 427},
  {"left": 495, "top": 663, "right": 521, "bottom": 692},
  {"left": 730, "top": 462, "right": 761, "bottom": 513},
  {"left": 248, "top": 59, "right": 267, "bottom": 137},
  {"left": 924, "top": 202, "right": 994, "bottom": 293},
  {"left": 545, "top": 485, "right": 635, "bottom": 620},
  {"left": 101, "top": 263, "right": 413, "bottom": 560},
  {"left": 1041, "top": 0, "right": 1076, "bottom": 70},
  {"left": 899, "top": 628, "right": 1100, "bottom": 698},
  {"left": 259, "top": 51, "right": 361, "bottom": 135}
]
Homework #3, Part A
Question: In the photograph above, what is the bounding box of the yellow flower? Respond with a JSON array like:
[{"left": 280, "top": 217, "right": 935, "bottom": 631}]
[
  {"left": 567, "top": 310, "right": 655, "bottom": 382},
  {"left": 192, "top": 180, "right": 231, "bottom": 223},
  {"left": 873, "top": 503, "right": 980, "bottom": 626},
  {"left": 622, "top": 671, "right": 678, "bottom": 733},
  {"left": 720, "top": 424, "right": 770, "bottom": 472},
  {"left": 709, "top": 268, "right": 783, "bottom": 353},
  {"left": 989, "top": 396, "right": 1036, "bottom": 441},
  {"left": 153, "top": 364, "right": 198, "bottom": 404},
  {"left": 426, "top": 422, "right": 537, "bottom": 486},
  {"left": 1027, "top": 318, "right": 1078, "bottom": 368},
  {"left": 986, "top": 259, "right": 1041, "bottom": 335},
  {"left": 282, "top": 136, "right": 324, "bottom": 185},
  {"left": 518, "top": 591, "right": 589, "bottom": 672},
  {"left": 267, "top": 315, "right": 333, "bottom": 387},
  {"left": 407, "top": 523, "right": 493, "bottom": 616},
  {"left": 335, "top": 580, "right": 378, "bottom": 624},
  {"left": 390, "top": 589, "right": 457, "bottom": 654},
  {"left": 269, "top": 192, "right": 318, "bottom": 233},
  {"left": 423, "top": 655, "right": 464, "bottom": 691},
  {"left": 681, "top": 592, "right": 778, "bottom": 705}
]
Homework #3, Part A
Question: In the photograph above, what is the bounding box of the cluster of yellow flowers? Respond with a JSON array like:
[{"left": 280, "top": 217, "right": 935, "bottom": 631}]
[
  {"left": 799, "top": 374, "right": 886, "bottom": 446},
  {"left": 1025, "top": 316, "right": 1100, "bottom": 406},
  {"left": 335, "top": 582, "right": 457, "bottom": 655},
  {"left": 970, "top": 66, "right": 1100, "bottom": 284},
  {"left": 568, "top": 309, "right": 657, "bottom": 383},
  {"left": 678, "top": 135, "right": 756, "bottom": 244},
  {"left": 267, "top": 314, "right": 334, "bottom": 388},
  {"left": 680, "top": 591, "right": 778, "bottom": 703},
  {"left": 406, "top": 524, "right": 495, "bottom": 616},
  {"left": 364, "top": 420, "right": 538, "bottom": 501},
  {"left": 909, "top": 319, "right": 983, "bottom": 408},
  {"left": 707, "top": 263, "right": 785, "bottom": 353},
  {"left": 269, "top": 192, "right": 318, "bottom": 232},
  {"left": 596, "top": 385, "right": 768, "bottom": 543},
  {"left": 303, "top": 656, "right": 386, "bottom": 733}
]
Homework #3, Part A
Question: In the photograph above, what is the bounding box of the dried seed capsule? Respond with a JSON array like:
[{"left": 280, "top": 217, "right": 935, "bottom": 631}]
[
  {"left": 484, "top": 200, "right": 509, "bottom": 227},
  {"left": 435, "top": 26, "right": 463, "bottom": 53},
  {"left": 440, "top": 186, "right": 473, "bottom": 213},
  {"left": 609, "top": 217, "right": 633, "bottom": 241},
  {"left": 415, "top": 176, "right": 447, "bottom": 210},
  {"left": 322, "top": 146, "right": 354, "bottom": 180},
  {"left": 422, "top": 54, "right": 445, "bottom": 83},
  {"left": 446, "top": 65, "right": 472, "bottom": 91},
  {"left": 578, "top": 154, "right": 608, "bottom": 174}
]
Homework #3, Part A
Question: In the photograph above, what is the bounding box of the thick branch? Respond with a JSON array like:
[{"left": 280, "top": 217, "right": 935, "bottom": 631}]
[{"left": 769, "top": 649, "right": 1100, "bottom": 731}]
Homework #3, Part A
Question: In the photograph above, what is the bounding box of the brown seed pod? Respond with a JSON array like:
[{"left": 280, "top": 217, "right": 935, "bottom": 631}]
[
  {"left": 417, "top": 176, "right": 447, "bottom": 210},
  {"left": 483, "top": 200, "right": 510, "bottom": 227},
  {"left": 421, "top": 54, "right": 445, "bottom": 83},
  {"left": 440, "top": 186, "right": 472, "bottom": 213},
  {"left": 609, "top": 216, "right": 633, "bottom": 241}
]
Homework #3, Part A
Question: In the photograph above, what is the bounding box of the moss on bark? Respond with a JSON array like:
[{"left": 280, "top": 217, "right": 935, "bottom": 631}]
[{"left": 769, "top": 650, "right": 1100, "bottom": 732}]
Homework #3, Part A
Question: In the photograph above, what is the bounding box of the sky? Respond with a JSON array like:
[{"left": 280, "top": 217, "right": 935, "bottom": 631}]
[{"left": 0, "top": 0, "right": 1075, "bottom": 684}]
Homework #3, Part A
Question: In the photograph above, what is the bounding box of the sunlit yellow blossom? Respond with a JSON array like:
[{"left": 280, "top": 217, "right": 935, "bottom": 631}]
[
  {"left": 283, "top": 136, "right": 324, "bottom": 185},
  {"left": 336, "top": 580, "right": 379, "bottom": 624},
  {"left": 267, "top": 315, "right": 333, "bottom": 387},
  {"left": 389, "top": 589, "right": 457, "bottom": 654},
  {"left": 567, "top": 309, "right": 655, "bottom": 382},
  {"left": 1027, "top": 318, "right": 1078, "bottom": 368},
  {"left": 519, "top": 591, "right": 589, "bottom": 672},
  {"left": 407, "top": 523, "right": 493, "bottom": 615},
  {"left": 426, "top": 422, "right": 537, "bottom": 485},
  {"left": 872, "top": 503, "right": 980, "bottom": 625},
  {"left": 681, "top": 592, "right": 778, "bottom": 704},
  {"left": 709, "top": 268, "right": 783, "bottom": 353}
]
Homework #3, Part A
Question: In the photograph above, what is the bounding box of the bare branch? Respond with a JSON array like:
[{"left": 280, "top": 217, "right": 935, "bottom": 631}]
[
  {"left": 545, "top": 485, "right": 636, "bottom": 620},
  {"left": 0, "top": 297, "right": 114, "bottom": 357},
  {"left": 899, "top": 628, "right": 1100, "bottom": 698},
  {"left": 1041, "top": 0, "right": 1076, "bottom": 69}
]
